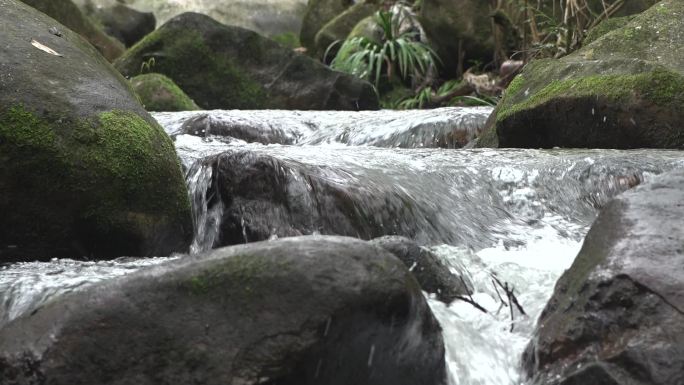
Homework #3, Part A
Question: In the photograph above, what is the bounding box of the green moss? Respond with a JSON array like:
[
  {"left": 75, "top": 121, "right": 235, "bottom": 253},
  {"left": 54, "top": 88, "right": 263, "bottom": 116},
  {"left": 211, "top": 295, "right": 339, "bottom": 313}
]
[
  {"left": 118, "top": 28, "right": 267, "bottom": 109},
  {"left": 131, "top": 73, "right": 199, "bottom": 112},
  {"left": 0, "top": 105, "right": 191, "bottom": 251},
  {"left": 184, "top": 255, "right": 293, "bottom": 298},
  {"left": 497, "top": 68, "right": 684, "bottom": 121},
  {"left": 272, "top": 32, "right": 301, "bottom": 49}
]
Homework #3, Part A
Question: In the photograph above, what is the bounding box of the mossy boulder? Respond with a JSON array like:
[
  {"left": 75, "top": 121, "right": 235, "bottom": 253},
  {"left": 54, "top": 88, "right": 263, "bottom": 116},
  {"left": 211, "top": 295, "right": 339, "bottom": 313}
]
[
  {"left": 523, "top": 168, "right": 684, "bottom": 385},
  {"left": 131, "top": 73, "right": 199, "bottom": 112},
  {"left": 420, "top": 0, "right": 494, "bottom": 77},
  {"left": 300, "top": 0, "right": 355, "bottom": 53},
  {"left": 115, "top": 12, "right": 379, "bottom": 110},
  {"left": 477, "top": 0, "right": 684, "bottom": 149},
  {"left": 0, "top": 236, "right": 447, "bottom": 385},
  {"left": 314, "top": 2, "right": 379, "bottom": 59},
  {"left": 0, "top": 0, "right": 193, "bottom": 261},
  {"left": 88, "top": 3, "right": 156, "bottom": 47},
  {"left": 20, "top": 0, "right": 125, "bottom": 61}
]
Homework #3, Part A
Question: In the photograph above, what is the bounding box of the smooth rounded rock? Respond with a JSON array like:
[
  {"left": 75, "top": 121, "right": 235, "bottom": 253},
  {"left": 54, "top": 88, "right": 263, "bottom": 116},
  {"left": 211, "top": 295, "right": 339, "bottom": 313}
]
[
  {"left": 0, "top": 236, "right": 447, "bottom": 385},
  {"left": 0, "top": 0, "right": 193, "bottom": 261}
]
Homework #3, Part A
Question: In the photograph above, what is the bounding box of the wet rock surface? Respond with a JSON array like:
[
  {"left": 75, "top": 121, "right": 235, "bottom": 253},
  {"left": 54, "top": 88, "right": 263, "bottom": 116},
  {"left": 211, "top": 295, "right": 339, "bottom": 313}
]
[
  {"left": 477, "top": 0, "right": 684, "bottom": 149},
  {"left": 115, "top": 12, "right": 378, "bottom": 111},
  {"left": 523, "top": 168, "right": 684, "bottom": 385},
  {"left": 0, "top": 236, "right": 447, "bottom": 385}
]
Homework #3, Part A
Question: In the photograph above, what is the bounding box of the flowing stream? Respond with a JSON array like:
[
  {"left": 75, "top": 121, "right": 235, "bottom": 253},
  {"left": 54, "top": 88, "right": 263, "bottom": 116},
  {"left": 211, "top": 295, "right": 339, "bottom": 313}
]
[{"left": 2, "top": 107, "right": 684, "bottom": 384}]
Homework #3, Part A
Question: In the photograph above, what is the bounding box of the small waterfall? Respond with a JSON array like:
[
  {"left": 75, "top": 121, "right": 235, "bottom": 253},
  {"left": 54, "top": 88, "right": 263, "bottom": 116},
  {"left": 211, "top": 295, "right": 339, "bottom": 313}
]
[{"left": 186, "top": 160, "right": 223, "bottom": 254}]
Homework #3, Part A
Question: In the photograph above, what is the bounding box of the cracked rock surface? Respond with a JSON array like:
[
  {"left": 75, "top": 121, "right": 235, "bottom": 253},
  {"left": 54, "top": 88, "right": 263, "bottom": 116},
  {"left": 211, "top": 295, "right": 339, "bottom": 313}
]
[{"left": 522, "top": 168, "right": 684, "bottom": 385}]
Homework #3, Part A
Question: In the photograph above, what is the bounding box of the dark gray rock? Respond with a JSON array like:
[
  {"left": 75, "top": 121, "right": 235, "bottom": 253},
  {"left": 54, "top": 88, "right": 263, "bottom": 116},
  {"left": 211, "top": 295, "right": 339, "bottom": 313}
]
[
  {"left": 371, "top": 236, "right": 469, "bottom": 303},
  {"left": 0, "top": 0, "right": 192, "bottom": 261},
  {"left": 115, "top": 12, "right": 379, "bottom": 111},
  {"left": 198, "top": 150, "right": 445, "bottom": 247},
  {"left": 523, "top": 168, "right": 684, "bottom": 385},
  {"left": 0, "top": 236, "right": 447, "bottom": 385}
]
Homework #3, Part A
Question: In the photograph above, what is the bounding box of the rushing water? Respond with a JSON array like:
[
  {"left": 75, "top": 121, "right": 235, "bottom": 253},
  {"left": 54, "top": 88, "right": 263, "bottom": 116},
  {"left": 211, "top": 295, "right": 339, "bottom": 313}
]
[{"left": 2, "top": 107, "right": 684, "bottom": 385}]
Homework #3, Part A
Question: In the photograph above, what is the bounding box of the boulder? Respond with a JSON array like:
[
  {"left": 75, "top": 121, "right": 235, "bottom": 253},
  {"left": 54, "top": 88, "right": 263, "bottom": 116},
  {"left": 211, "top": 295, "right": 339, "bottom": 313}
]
[
  {"left": 0, "top": 236, "right": 447, "bottom": 385},
  {"left": 20, "top": 0, "right": 124, "bottom": 61},
  {"left": 371, "top": 236, "right": 469, "bottom": 303},
  {"left": 477, "top": 0, "right": 684, "bottom": 149},
  {"left": 314, "top": 2, "right": 379, "bottom": 59},
  {"left": 115, "top": 12, "right": 379, "bottom": 110},
  {"left": 131, "top": 73, "right": 199, "bottom": 112},
  {"left": 0, "top": 0, "right": 193, "bottom": 261},
  {"left": 522, "top": 168, "right": 684, "bottom": 385},
  {"left": 88, "top": 3, "right": 156, "bottom": 47},
  {"left": 300, "top": 0, "right": 354, "bottom": 53},
  {"left": 419, "top": 0, "right": 494, "bottom": 77}
]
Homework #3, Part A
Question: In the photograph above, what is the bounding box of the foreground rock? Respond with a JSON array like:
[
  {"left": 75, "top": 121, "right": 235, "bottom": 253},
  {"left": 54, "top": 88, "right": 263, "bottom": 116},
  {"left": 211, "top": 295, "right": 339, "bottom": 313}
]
[
  {"left": 0, "top": 236, "right": 447, "bottom": 385},
  {"left": 0, "top": 0, "right": 192, "bottom": 261},
  {"left": 372, "top": 236, "right": 469, "bottom": 303},
  {"left": 87, "top": 3, "right": 156, "bottom": 47},
  {"left": 20, "top": 0, "right": 124, "bottom": 61},
  {"left": 477, "top": 0, "right": 684, "bottom": 148},
  {"left": 115, "top": 12, "right": 378, "bottom": 110},
  {"left": 523, "top": 168, "right": 684, "bottom": 385},
  {"left": 131, "top": 73, "right": 199, "bottom": 112}
]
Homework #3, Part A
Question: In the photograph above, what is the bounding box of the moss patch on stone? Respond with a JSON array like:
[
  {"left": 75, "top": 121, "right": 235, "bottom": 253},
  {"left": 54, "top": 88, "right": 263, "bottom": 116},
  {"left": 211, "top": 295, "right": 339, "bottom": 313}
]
[
  {"left": 497, "top": 68, "right": 684, "bottom": 122},
  {"left": 583, "top": 16, "right": 636, "bottom": 46},
  {"left": 0, "top": 105, "right": 191, "bottom": 256},
  {"left": 131, "top": 73, "right": 199, "bottom": 112},
  {"left": 272, "top": 32, "right": 301, "bottom": 49}
]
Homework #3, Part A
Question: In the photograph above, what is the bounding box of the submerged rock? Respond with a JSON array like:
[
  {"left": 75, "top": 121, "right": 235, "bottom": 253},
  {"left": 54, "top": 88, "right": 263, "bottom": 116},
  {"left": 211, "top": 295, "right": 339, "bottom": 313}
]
[
  {"left": 523, "top": 168, "right": 684, "bottom": 385},
  {"left": 477, "top": 0, "right": 684, "bottom": 149},
  {"left": 160, "top": 107, "right": 492, "bottom": 148},
  {"left": 115, "top": 12, "right": 378, "bottom": 110},
  {"left": 0, "top": 0, "right": 192, "bottom": 261},
  {"left": 206, "top": 150, "right": 425, "bottom": 246},
  {"left": 371, "top": 236, "right": 469, "bottom": 303},
  {"left": 20, "top": 0, "right": 125, "bottom": 61},
  {"left": 87, "top": 3, "right": 156, "bottom": 47},
  {"left": 131, "top": 73, "right": 199, "bottom": 112},
  {"left": 0, "top": 236, "right": 447, "bottom": 385}
]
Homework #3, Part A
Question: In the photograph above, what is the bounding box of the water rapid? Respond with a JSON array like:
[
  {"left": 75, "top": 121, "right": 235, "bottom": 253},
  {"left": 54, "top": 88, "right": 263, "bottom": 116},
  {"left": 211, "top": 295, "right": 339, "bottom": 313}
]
[{"left": 2, "top": 107, "right": 684, "bottom": 385}]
